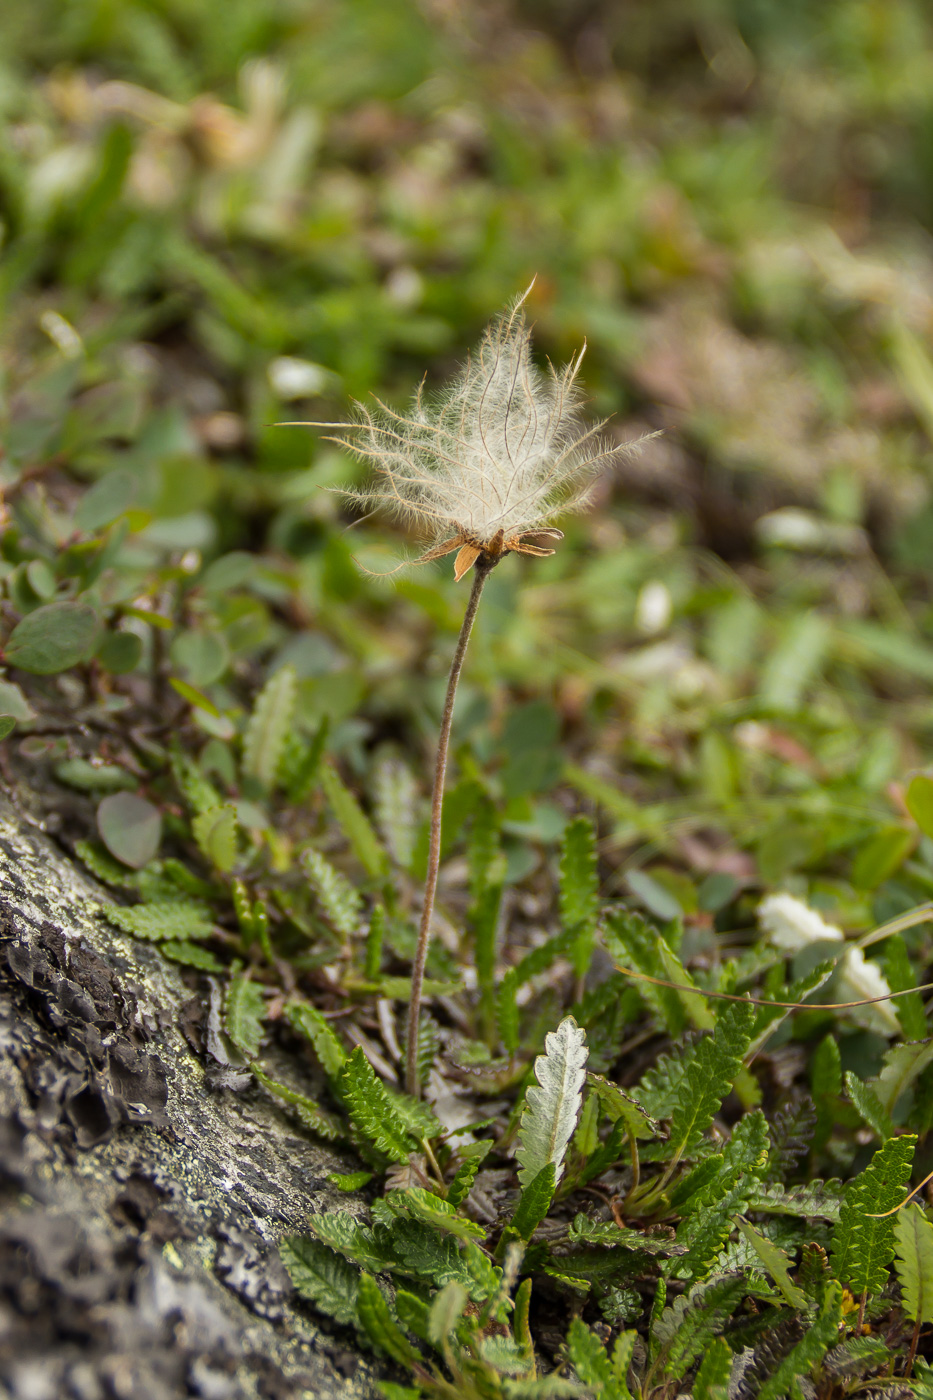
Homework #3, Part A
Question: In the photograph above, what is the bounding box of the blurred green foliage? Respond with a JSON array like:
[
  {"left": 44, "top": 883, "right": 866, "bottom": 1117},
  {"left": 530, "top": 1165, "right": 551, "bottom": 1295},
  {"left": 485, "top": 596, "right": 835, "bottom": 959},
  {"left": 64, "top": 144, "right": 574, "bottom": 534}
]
[{"left": 5, "top": 0, "right": 933, "bottom": 1384}]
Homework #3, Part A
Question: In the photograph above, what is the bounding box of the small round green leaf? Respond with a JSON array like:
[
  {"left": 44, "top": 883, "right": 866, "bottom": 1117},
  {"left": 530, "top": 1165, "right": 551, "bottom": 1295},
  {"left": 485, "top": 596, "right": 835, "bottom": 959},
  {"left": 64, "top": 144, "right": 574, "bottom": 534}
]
[
  {"left": 75, "top": 470, "right": 139, "bottom": 533},
  {"left": 199, "top": 551, "right": 255, "bottom": 593},
  {"left": 5, "top": 602, "right": 102, "bottom": 674},
  {"left": 170, "top": 628, "right": 229, "bottom": 686},
  {"left": 97, "top": 792, "right": 162, "bottom": 869},
  {"left": 26, "top": 559, "right": 56, "bottom": 599},
  {"left": 0, "top": 717, "right": 15, "bottom": 741},
  {"left": 906, "top": 775, "right": 933, "bottom": 840},
  {"left": 851, "top": 825, "right": 915, "bottom": 890},
  {"left": 97, "top": 629, "right": 143, "bottom": 674},
  {"left": 0, "top": 680, "right": 35, "bottom": 721}
]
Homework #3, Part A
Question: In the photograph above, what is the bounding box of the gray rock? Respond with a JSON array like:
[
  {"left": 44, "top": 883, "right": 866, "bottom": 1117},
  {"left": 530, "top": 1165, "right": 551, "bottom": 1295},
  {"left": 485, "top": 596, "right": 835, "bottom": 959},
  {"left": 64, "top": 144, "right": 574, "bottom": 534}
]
[{"left": 0, "top": 798, "right": 379, "bottom": 1400}]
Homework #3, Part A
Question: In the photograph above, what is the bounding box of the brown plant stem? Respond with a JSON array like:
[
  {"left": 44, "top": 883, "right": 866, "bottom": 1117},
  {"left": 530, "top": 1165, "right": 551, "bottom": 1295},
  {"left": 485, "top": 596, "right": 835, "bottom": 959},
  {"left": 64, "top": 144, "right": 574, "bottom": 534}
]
[
  {"left": 406, "top": 558, "right": 493, "bottom": 1097},
  {"left": 905, "top": 1316, "right": 922, "bottom": 1377},
  {"left": 856, "top": 1288, "right": 867, "bottom": 1335}
]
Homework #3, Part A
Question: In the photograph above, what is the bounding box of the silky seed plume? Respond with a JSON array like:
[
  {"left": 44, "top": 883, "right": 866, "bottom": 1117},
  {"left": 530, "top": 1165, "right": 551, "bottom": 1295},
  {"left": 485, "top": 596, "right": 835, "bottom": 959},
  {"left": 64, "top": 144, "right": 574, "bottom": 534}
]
[
  {"left": 293, "top": 285, "right": 643, "bottom": 581},
  {"left": 279, "top": 288, "right": 647, "bottom": 1096}
]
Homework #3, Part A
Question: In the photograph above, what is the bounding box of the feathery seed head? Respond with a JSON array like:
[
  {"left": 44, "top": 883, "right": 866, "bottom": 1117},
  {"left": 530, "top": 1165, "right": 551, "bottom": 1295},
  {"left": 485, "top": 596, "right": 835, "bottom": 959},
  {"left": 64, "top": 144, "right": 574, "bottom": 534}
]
[{"left": 315, "top": 288, "right": 633, "bottom": 579}]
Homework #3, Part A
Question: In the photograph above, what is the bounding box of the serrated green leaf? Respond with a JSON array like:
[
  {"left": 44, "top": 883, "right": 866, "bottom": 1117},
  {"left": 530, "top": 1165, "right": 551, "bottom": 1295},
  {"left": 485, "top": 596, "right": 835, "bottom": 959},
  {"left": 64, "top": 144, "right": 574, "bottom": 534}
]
[
  {"left": 327, "top": 1170, "right": 374, "bottom": 1192},
  {"left": 321, "top": 763, "right": 387, "bottom": 878},
  {"left": 358, "top": 1272, "right": 424, "bottom": 1367},
  {"left": 572, "top": 1086, "right": 599, "bottom": 1163},
  {"left": 664, "top": 999, "right": 756, "bottom": 1168},
  {"left": 511, "top": 922, "right": 580, "bottom": 988},
  {"left": 106, "top": 899, "right": 214, "bottom": 942},
  {"left": 372, "top": 976, "right": 461, "bottom": 1000},
  {"left": 251, "top": 1065, "right": 342, "bottom": 1141},
  {"left": 282, "top": 715, "right": 329, "bottom": 803},
  {"left": 382, "top": 1217, "right": 498, "bottom": 1303},
  {"left": 468, "top": 796, "right": 503, "bottom": 902},
  {"left": 307, "top": 1211, "right": 392, "bottom": 1271},
  {"left": 914, "top": 1358, "right": 933, "bottom": 1398},
  {"left": 559, "top": 816, "right": 599, "bottom": 980},
  {"left": 894, "top": 1202, "right": 933, "bottom": 1324},
  {"left": 748, "top": 960, "right": 835, "bottom": 1056},
  {"left": 655, "top": 938, "right": 716, "bottom": 1032},
  {"left": 285, "top": 1001, "right": 348, "bottom": 1082},
  {"left": 543, "top": 1247, "right": 641, "bottom": 1289},
  {"left": 191, "top": 804, "right": 238, "bottom": 872},
  {"left": 603, "top": 908, "right": 687, "bottom": 1036},
  {"left": 516, "top": 1016, "right": 588, "bottom": 1188},
  {"left": 171, "top": 751, "right": 222, "bottom": 816},
  {"left": 566, "top": 1318, "right": 612, "bottom": 1389},
  {"left": 280, "top": 1236, "right": 360, "bottom": 1326},
  {"left": 501, "top": 1379, "right": 586, "bottom": 1398},
  {"left": 364, "top": 905, "right": 386, "bottom": 979},
  {"left": 513, "top": 1276, "right": 533, "bottom": 1364},
  {"left": 831, "top": 1134, "right": 917, "bottom": 1295},
  {"left": 224, "top": 973, "right": 265, "bottom": 1059},
  {"left": 883, "top": 934, "right": 927, "bottom": 1041},
  {"left": 693, "top": 1336, "right": 732, "bottom": 1400},
  {"left": 385, "top": 1085, "right": 442, "bottom": 1142},
  {"left": 447, "top": 1149, "right": 488, "bottom": 1209},
  {"left": 811, "top": 1032, "right": 842, "bottom": 1099},
  {"left": 395, "top": 1288, "right": 432, "bottom": 1343},
  {"left": 511, "top": 1163, "right": 556, "bottom": 1243},
  {"left": 586, "top": 1072, "right": 662, "bottom": 1141},
  {"left": 161, "top": 939, "right": 224, "bottom": 972},
  {"left": 811, "top": 1032, "right": 843, "bottom": 1153},
  {"left": 75, "top": 839, "right": 139, "bottom": 889},
  {"left": 498, "top": 967, "right": 520, "bottom": 1056},
  {"left": 654, "top": 1274, "right": 746, "bottom": 1381},
  {"left": 384, "top": 1187, "right": 485, "bottom": 1241},
  {"left": 472, "top": 880, "right": 502, "bottom": 1036},
  {"left": 756, "top": 1282, "right": 842, "bottom": 1400},
  {"left": 243, "top": 665, "right": 297, "bottom": 789},
  {"left": 566, "top": 1214, "right": 683, "bottom": 1256},
  {"left": 428, "top": 1281, "right": 468, "bottom": 1344},
  {"left": 415, "top": 1011, "right": 440, "bottom": 1088},
  {"left": 576, "top": 1117, "right": 628, "bottom": 1190},
  {"left": 340, "top": 1046, "right": 416, "bottom": 1162},
  {"left": 845, "top": 1071, "right": 894, "bottom": 1141},
  {"left": 745, "top": 1179, "right": 844, "bottom": 1221},
  {"left": 672, "top": 1111, "right": 770, "bottom": 1284},
  {"left": 372, "top": 751, "right": 419, "bottom": 870},
  {"left": 302, "top": 846, "right": 362, "bottom": 937},
  {"left": 610, "top": 1333, "right": 636, "bottom": 1400},
  {"left": 735, "top": 1218, "right": 809, "bottom": 1310},
  {"left": 871, "top": 1040, "right": 933, "bottom": 1118},
  {"left": 189, "top": 806, "right": 236, "bottom": 868},
  {"left": 163, "top": 859, "right": 216, "bottom": 899}
]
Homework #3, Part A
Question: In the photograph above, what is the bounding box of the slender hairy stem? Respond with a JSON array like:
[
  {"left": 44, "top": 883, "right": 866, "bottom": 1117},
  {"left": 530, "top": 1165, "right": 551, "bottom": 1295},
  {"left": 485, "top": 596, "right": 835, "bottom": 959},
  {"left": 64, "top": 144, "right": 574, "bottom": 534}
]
[
  {"left": 406, "top": 559, "right": 493, "bottom": 1096},
  {"left": 905, "top": 1316, "right": 921, "bottom": 1377}
]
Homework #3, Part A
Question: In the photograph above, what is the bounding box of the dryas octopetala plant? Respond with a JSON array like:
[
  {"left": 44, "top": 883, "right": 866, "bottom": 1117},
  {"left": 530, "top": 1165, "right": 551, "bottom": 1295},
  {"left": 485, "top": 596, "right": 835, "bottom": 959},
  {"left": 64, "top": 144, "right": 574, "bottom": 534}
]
[{"left": 285, "top": 285, "right": 638, "bottom": 1095}]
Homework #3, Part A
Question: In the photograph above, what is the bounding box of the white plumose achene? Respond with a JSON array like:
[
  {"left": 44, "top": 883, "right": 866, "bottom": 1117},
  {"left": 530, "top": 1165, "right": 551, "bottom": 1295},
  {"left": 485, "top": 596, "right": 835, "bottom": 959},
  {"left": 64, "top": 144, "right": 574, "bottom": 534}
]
[
  {"left": 836, "top": 946, "right": 899, "bottom": 1036},
  {"left": 758, "top": 893, "right": 844, "bottom": 951},
  {"left": 314, "top": 287, "right": 632, "bottom": 580},
  {"left": 758, "top": 893, "right": 898, "bottom": 1034}
]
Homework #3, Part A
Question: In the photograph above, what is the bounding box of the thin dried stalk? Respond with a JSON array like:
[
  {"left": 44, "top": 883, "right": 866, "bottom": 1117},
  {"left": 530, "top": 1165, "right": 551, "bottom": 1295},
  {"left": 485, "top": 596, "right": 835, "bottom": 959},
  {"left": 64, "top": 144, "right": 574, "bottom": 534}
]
[{"left": 406, "top": 557, "right": 493, "bottom": 1096}]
